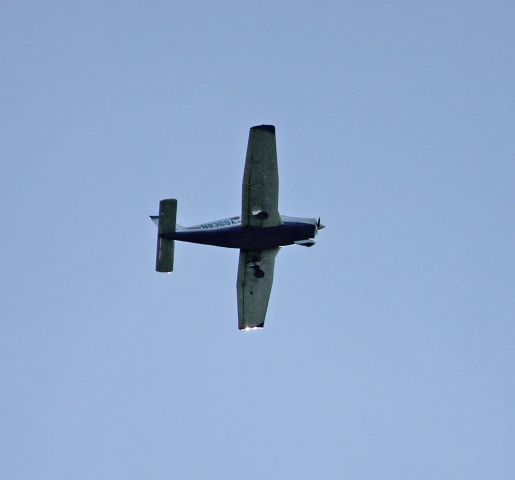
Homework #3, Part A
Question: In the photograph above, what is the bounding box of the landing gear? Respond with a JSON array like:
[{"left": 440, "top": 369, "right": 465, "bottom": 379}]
[
  {"left": 253, "top": 267, "right": 265, "bottom": 278},
  {"left": 252, "top": 210, "right": 269, "bottom": 220}
]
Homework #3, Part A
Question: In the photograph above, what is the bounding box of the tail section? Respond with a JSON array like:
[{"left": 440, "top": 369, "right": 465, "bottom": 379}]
[{"left": 155, "top": 199, "right": 177, "bottom": 272}]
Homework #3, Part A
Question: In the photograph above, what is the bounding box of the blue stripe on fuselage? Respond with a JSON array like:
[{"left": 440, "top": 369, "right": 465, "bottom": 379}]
[{"left": 165, "top": 221, "right": 316, "bottom": 250}]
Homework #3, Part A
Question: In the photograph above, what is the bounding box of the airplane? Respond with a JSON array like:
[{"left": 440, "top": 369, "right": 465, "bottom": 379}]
[{"left": 151, "top": 125, "right": 324, "bottom": 330}]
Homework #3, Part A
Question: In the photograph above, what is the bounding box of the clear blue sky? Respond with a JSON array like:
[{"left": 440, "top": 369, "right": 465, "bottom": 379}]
[{"left": 1, "top": 1, "right": 514, "bottom": 478}]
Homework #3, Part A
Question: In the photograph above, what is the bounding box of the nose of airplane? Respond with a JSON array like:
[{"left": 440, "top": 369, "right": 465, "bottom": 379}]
[{"left": 317, "top": 218, "right": 325, "bottom": 230}]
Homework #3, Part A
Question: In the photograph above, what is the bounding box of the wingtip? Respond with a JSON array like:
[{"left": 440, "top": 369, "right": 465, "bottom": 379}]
[
  {"left": 251, "top": 124, "right": 275, "bottom": 134},
  {"left": 239, "top": 321, "right": 265, "bottom": 331}
]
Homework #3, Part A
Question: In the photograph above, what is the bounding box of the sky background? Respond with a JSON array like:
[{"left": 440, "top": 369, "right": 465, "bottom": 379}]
[{"left": 1, "top": 1, "right": 514, "bottom": 478}]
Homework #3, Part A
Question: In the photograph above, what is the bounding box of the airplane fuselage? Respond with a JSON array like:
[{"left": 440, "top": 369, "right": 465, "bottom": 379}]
[
  {"left": 161, "top": 215, "right": 318, "bottom": 250},
  {"left": 152, "top": 124, "right": 323, "bottom": 329}
]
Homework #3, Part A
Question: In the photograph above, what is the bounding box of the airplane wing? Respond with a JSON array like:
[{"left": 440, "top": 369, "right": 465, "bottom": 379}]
[
  {"left": 237, "top": 248, "right": 280, "bottom": 330},
  {"left": 241, "top": 125, "right": 282, "bottom": 228}
]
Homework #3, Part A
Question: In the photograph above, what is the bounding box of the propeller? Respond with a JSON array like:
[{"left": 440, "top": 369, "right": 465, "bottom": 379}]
[{"left": 317, "top": 217, "right": 325, "bottom": 230}]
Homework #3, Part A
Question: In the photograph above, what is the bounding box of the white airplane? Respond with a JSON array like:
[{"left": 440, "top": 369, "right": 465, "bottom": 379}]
[{"left": 151, "top": 125, "right": 324, "bottom": 330}]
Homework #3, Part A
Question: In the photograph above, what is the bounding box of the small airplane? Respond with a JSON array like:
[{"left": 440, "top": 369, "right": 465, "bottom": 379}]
[{"left": 151, "top": 125, "right": 324, "bottom": 330}]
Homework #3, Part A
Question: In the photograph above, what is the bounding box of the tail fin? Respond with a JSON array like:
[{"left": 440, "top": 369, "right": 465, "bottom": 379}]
[{"left": 155, "top": 199, "right": 177, "bottom": 272}]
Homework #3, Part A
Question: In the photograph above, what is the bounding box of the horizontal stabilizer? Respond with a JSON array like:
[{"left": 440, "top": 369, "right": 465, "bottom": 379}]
[
  {"left": 156, "top": 237, "right": 174, "bottom": 272},
  {"left": 158, "top": 199, "right": 177, "bottom": 236},
  {"left": 155, "top": 199, "right": 177, "bottom": 272}
]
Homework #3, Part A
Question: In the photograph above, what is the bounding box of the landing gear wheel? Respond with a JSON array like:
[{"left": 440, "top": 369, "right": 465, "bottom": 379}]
[
  {"left": 255, "top": 211, "right": 268, "bottom": 220},
  {"left": 254, "top": 268, "right": 265, "bottom": 278}
]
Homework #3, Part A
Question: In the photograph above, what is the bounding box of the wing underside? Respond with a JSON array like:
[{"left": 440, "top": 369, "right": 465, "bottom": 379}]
[
  {"left": 237, "top": 248, "right": 280, "bottom": 330},
  {"left": 241, "top": 125, "right": 282, "bottom": 228}
]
